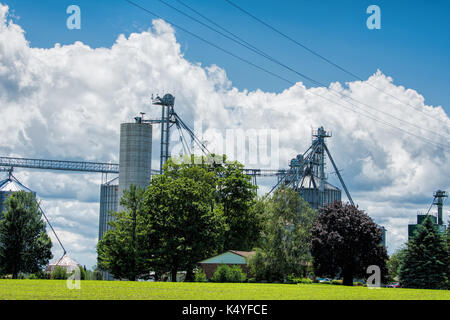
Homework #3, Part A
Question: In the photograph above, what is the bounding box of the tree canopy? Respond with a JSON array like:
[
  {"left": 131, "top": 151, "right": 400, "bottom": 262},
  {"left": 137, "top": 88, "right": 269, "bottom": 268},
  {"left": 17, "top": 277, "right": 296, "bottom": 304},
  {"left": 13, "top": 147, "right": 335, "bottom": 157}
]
[
  {"left": 165, "top": 156, "right": 260, "bottom": 252},
  {"left": 311, "top": 201, "right": 388, "bottom": 286},
  {"left": 0, "top": 191, "right": 53, "bottom": 278},
  {"left": 97, "top": 156, "right": 262, "bottom": 281},
  {"left": 142, "top": 162, "right": 225, "bottom": 281},
  {"left": 248, "top": 186, "right": 316, "bottom": 282}
]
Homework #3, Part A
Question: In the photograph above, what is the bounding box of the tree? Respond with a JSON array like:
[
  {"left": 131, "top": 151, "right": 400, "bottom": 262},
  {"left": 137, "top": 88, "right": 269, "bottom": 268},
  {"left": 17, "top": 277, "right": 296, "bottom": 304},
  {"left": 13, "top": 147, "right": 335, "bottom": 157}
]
[
  {"left": 51, "top": 266, "right": 68, "bottom": 280},
  {"left": 311, "top": 201, "right": 388, "bottom": 286},
  {"left": 214, "top": 160, "right": 259, "bottom": 251},
  {"left": 399, "top": 216, "right": 448, "bottom": 289},
  {"left": 447, "top": 227, "right": 450, "bottom": 287},
  {"left": 248, "top": 186, "right": 317, "bottom": 282},
  {"left": 0, "top": 191, "right": 53, "bottom": 279},
  {"left": 142, "top": 167, "right": 225, "bottom": 282},
  {"left": 166, "top": 156, "right": 261, "bottom": 252},
  {"left": 387, "top": 247, "right": 407, "bottom": 282},
  {"left": 97, "top": 185, "right": 149, "bottom": 281}
]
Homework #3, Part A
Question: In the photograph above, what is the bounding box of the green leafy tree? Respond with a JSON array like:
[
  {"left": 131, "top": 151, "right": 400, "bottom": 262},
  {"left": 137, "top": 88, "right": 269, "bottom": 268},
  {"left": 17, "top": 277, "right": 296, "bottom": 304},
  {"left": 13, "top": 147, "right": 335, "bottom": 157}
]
[
  {"left": 97, "top": 185, "right": 149, "bottom": 281},
  {"left": 248, "top": 186, "right": 317, "bottom": 282},
  {"left": 51, "top": 266, "right": 68, "bottom": 280},
  {"left": 387, "top": 247, "right": 407, "bottom": 282},
  {"left": 311, "top": 201, "right": 388, "bottom": 286},
  {"left": 165, "top": 156, "right": 261, "bottom": 252},
  {"left": 399, "top": 216, "right": 448, "bottom": 289},
  {"left": 214, "top": 160, "right": 259, "bottom": 251},
  {"left": 142, "top": 165, "right": 225, "bottom": 282},
  {"left": 248, "top": 248, "right": 267, "bottom": 282},
  {"left": 0, "top": 191, "right": 53, "bottom": 279}
]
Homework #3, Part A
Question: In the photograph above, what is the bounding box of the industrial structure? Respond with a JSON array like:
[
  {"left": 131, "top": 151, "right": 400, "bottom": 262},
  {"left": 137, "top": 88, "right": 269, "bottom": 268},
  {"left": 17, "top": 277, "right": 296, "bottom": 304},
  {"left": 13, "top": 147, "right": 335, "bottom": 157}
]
[
  {"left": 269, "top": 127, "right": 352, "bottom": 209},
  {"left": 0, "top": 168, "right": 36, "bottom": 215},
  {"left": 118, "top": 121, "right": 153, "bottom": 208},
  {"left": 0, "top": 92, "right": 401, "bottom": 276},
  {"left": 408, "top": 190, "right": 448, "bottom": 241},
  {"left": 0, "top": 168, "right": 68, "bottom": 268}
]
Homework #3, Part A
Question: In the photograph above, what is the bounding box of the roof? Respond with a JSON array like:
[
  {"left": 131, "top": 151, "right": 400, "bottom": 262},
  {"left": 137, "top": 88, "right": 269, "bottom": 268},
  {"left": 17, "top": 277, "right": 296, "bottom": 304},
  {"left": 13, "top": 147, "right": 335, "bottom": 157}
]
[
  {"left": 0, "top": 176, "right": 33, "bottom": 193},
  {"left": 48, "top": 254, "right": 81, "bottom": 267},
  {"left": 46, "top": 255, "right": 81, "bottom": 273},
  {"left": 229, "top": 250, "right": 256, "bottom": 258},
  {"left": 199, "top": 250, "right": 255, "bottom": 264}
]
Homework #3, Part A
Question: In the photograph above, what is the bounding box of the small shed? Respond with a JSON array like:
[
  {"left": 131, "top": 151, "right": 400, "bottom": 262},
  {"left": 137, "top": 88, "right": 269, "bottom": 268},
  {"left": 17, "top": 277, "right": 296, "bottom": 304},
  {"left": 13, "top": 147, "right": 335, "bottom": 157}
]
[{"left": 198, "top": 250, "right": 255, "bottom": 279}]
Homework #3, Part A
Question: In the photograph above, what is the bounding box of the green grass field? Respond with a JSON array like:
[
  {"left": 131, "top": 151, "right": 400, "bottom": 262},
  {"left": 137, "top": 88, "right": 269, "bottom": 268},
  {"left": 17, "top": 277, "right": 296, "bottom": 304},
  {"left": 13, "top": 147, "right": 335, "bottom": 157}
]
[{"left": 0, "top": 280, "right": 449, "bottom": 300}]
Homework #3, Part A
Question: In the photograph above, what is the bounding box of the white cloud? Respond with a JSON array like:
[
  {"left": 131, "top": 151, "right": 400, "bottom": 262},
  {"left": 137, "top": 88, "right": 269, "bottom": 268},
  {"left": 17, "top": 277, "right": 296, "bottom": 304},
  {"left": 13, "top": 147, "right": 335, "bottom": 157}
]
[{"left": 0, "top": 3, "right": 448, "bottom": 267}]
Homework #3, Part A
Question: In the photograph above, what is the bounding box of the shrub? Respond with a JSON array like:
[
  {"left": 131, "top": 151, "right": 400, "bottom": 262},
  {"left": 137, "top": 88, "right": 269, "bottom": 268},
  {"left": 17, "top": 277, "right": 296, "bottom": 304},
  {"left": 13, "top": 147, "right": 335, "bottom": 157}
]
[
  {"left": 92, "top": 270, "right": 103, "bottom": 280},
  {"left": 51, "top": 266, "right": 68, "bottom": 280},
  {"left": 211, "top": 265, "right": 246, "bottom": 283},
  {"left": 331, "top": 280, "right": 342, "bottom": 285},
  {"left": 27, "top": 273, "right": 38, "bottom": 280},
  {"left": 247, "top": 249, "right": 267, "bottom": 282},
  {"left": 298, "top": 278, "right": 313, "bottom": 284},
  {"left": 248, "top": 278, "right": 256, "bottom": 283},
  {"left": 194, "top": 269, "right": 207, "bottom": 282},
  {"left": 353, "top": 281, "right": 364, "bottom": 286},
  {"left": 79, "top": 266, "right": 86, "bottom": 280},
  {"left": 35, "top": 270, "right": 50, "bottom": 279},
  {"left": 287, "top": 275, "right": 313, "bottom": 284}
]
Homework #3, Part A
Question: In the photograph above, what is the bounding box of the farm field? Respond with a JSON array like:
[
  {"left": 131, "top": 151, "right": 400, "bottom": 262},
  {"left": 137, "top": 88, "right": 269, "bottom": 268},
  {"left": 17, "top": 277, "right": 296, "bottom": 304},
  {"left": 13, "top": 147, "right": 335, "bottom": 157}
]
[{"left": 0, "top": 280, "right": 449, "bottom": 300}]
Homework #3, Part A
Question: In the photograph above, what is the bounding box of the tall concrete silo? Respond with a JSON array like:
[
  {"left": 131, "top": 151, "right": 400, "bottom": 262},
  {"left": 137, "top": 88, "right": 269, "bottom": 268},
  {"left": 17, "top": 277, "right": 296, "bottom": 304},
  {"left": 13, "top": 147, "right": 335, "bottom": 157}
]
[{"left": 118, "top": 120, "right": 153, "bottom": 210}]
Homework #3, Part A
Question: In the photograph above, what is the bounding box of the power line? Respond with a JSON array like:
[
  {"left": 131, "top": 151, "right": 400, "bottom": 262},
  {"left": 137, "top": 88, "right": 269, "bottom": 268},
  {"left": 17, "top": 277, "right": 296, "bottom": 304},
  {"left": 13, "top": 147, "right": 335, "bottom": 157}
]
[
  {"left": 124, "top": 0, "right": 293, "bottom": 85},
  {"left": 223, "top": 0, "right": 450, "bottom": 127},
  {"left": 124, "top": 0, "right": 449, "bottom": 151},
  {"left": 158, "top": 0, "right": 450, "bottom": 143}
]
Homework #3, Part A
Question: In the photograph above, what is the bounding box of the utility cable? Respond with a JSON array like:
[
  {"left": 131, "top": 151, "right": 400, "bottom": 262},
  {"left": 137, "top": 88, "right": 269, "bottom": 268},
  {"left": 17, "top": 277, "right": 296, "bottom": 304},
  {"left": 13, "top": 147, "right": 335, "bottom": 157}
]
[
  {"left": 124, "top": 0, "right": 449, "bottom": 151},
  {"left": 223, "top": 0, "right": 449, "bottom": 126},
  {"left": 157, "top": 0, "right": 450, "bottom": 143}
]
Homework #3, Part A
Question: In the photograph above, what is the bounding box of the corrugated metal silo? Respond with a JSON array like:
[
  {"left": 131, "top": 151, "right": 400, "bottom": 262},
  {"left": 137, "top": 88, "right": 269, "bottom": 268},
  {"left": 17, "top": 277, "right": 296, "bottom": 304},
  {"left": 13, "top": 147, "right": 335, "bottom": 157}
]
[
  {"left": 98, "top": 177, "right": 119, "bottom": 281},
  {"left": 118, "top": 122, "right": 152, "bottom": 210},
  {"left": 98, "top": 178, "right": 119, "bottom": 241},
  {"left": 298, "top": 176, "right": 342, "bottom": 210},
  {"left": 0, "top": 174, "right": 35, "bottom": 216}
]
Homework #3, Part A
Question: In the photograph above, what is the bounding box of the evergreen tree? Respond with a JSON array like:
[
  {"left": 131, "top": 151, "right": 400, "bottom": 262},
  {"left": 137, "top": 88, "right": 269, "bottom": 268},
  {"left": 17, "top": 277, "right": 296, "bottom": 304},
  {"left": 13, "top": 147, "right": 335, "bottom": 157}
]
[
  {"left": 0, "top": 191, "right": 53, "bottom": 278},
  {"left": 399, "top": 215, "right": 448, "bottom": 289}
]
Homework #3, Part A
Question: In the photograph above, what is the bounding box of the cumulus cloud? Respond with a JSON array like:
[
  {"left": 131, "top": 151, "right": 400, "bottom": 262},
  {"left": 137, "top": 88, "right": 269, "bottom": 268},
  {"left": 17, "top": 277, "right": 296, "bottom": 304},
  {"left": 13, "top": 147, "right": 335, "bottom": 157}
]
[{"left": 0, "top": 3, "right": 448, "bottom": 267}]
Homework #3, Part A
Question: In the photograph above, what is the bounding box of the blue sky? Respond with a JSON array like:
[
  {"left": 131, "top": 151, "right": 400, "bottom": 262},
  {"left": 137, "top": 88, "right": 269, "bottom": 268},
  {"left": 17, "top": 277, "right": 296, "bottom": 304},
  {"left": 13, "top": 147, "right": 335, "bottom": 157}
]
[
  {"left": 5, "top": 0, "right": 450, "bottom": 112},
  {"left": 0, "top": 0, "right": 448, "bottom": 267}
]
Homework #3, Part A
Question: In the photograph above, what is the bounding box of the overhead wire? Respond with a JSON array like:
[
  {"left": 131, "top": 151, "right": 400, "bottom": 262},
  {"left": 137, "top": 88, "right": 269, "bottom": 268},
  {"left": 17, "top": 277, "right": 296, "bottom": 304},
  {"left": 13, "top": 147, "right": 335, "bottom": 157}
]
[
  {"left": 155, "top": 0, "right": 450, "bottom": 145},
  {"left": 124, "top": 0, "right": 449, "bottom": 151},
  {"left": 223, "top": 0, "right": 449, "bottom": 127}
]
